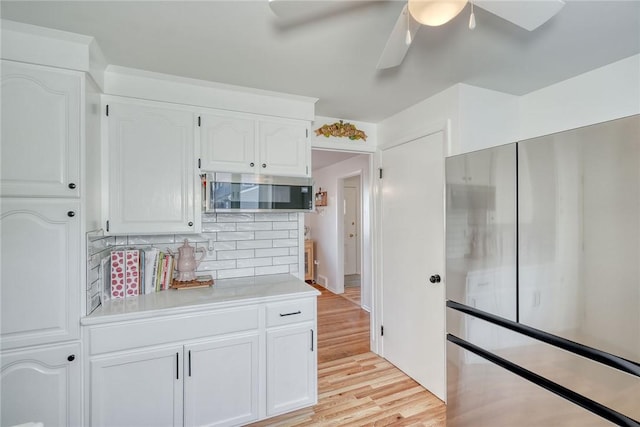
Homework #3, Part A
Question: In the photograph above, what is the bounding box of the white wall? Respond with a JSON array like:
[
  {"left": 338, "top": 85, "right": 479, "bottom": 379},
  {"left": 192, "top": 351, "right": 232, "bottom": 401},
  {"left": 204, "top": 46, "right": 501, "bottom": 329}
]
[
  {"left": 378, "top": 85, "right": 460, "bottom": 152},
  {"left": 519, "top": 54, "right": 640, "bottom": 140},
  {"left": 304, "top": 154, "right": 372, "bottom": 309},
  {"left": 379, "top": 54, "right": 640, "bottom": 155}
]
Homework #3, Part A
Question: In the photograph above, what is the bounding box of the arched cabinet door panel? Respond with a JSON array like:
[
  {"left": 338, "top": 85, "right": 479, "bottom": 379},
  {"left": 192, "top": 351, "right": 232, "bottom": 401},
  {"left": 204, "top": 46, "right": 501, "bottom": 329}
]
[
  {"left": 1, "top": 198, "right": 80, "bottom": 349},
  {"left": 1, "top": 342, "right": 81, "bottom": 427},
  {"left": 1, "top": 60, "right": 81, "bottom": 198}
]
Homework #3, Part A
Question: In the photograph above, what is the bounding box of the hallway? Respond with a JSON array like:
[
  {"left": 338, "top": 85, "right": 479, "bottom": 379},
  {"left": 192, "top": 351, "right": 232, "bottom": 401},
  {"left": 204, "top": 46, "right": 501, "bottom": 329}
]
[{"left": 248, "top": 284, "right": 446, "bottom": 426}]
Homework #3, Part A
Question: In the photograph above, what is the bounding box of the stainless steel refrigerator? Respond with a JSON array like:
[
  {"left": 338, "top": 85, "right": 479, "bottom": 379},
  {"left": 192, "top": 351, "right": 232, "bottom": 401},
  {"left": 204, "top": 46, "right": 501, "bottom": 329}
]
[{"left": 445, "top": 115, "right": 640, "bottom": 426}]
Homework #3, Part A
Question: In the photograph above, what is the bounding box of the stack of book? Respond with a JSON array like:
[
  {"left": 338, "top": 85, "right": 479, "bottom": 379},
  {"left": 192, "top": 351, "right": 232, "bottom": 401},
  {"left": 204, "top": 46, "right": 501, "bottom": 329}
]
[{"left": 109, "top": 248, "right": 176, "bottom": 299}]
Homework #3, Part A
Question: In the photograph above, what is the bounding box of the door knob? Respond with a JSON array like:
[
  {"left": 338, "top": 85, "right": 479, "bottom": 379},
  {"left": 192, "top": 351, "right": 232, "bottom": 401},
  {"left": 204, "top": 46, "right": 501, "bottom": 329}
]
[
  {"left": 429, "top": 274, "right": 441, "bottom": 283},
  {"left": 349, "top": 233, "right": 354, "bottom": 237}
]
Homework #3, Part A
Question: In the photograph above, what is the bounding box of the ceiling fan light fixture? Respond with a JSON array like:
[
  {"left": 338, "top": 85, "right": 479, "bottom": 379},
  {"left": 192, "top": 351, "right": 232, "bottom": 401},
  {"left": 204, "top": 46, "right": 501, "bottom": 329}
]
[{"left": 408, "top": 0, "right": 468, "bottom": 27}]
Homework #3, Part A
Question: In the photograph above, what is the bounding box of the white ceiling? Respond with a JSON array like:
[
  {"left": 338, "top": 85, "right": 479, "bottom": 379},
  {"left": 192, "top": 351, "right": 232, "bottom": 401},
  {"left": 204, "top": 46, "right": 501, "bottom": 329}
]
[{"left": 2, "top": 1, "right": 639, "bottom": 123}]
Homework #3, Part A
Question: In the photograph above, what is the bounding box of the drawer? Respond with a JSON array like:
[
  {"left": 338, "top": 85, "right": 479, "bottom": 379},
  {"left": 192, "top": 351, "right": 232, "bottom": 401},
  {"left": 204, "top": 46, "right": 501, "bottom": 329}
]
[
  {"left": 266, "top": 298, "right": 315, "bottom": 328},
  {"left": 89, "top": 305, "right": 259, "bottom": 355}
]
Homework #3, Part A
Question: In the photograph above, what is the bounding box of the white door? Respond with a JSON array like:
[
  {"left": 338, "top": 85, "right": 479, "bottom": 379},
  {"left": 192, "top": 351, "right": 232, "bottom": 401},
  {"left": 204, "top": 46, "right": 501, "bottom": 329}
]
[
  {"left": 184, "top": 334, "right": 259, "bottom": 427},
  {"left": 1, "top": 342, "right": 81, "bottom": 427},
  {"left": 344, "top": 185, "right": 358, "bottom": 275},
  {"left": 106, "top": 101, "right": 196, "bottom": 234},
  {"left": 90, "top": 346, "right": 184, "bottom": 427},
  {"left": 381, "top": 132, "right": 446, "bottom": 401},
  {"left": 1, "top": 199, "right": 80, "bottom": 350},
  {"left": 1, "top": 60, "right": 81, "bottom": 198}
]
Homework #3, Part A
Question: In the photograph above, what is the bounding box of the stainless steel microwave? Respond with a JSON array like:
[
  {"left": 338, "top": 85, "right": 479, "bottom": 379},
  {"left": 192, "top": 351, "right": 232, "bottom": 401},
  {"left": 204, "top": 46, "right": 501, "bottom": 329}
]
[{"left": 204, "top": 173, "right": 313, "bottom": 213}]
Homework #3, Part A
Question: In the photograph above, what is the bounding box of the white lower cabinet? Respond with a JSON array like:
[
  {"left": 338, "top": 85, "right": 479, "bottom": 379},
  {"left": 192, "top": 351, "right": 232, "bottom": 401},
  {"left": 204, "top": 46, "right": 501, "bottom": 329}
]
[
  {"left": 266, "top": 323, "right": 317, "bottom": 417},
  {"left": 86, "top": 295, "right": 317, "bottom": 426},
  {"left": 90, "top": 346, "right": 184, "bottom": 427},
  {"left": 1, "top": 342, "right": 81, "bottom": 427},
  {"left": 184, "top": 334, "right": 259, "bottom": 427}
]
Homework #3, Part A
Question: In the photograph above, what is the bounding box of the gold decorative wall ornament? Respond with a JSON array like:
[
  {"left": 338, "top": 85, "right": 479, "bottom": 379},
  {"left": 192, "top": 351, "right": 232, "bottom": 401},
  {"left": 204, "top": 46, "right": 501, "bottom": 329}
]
[{"left": 314, "top": 120, "right": 367, "bottom": 141}]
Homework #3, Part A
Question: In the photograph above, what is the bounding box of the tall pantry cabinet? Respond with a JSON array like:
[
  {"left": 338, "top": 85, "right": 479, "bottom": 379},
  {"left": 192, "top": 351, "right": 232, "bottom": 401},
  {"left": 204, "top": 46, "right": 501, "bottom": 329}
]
[{"left": 0, "top": 60, "right": 101, "bottom": 426}]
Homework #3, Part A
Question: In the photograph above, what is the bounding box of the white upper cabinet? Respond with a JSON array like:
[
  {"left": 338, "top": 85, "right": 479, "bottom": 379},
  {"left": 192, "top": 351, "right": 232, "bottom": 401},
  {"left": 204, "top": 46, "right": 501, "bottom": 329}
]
[
  {"left": 200, "top": 112, "right": 310, "bottom": 177},
  {"left": 1, "top": 60, "right": 81, "bottom": 198},
  {"left": 105, "top": 100, "right": 197, "bottom": 234},
  {"left": 0, "top": 199, "right": 80, "bottom": 349},
  {"left": 258, "top": 120, "right": 309, "bottom": 177},
  {"left": 200, "top": 113, "right": 256, "bottom": 173}
]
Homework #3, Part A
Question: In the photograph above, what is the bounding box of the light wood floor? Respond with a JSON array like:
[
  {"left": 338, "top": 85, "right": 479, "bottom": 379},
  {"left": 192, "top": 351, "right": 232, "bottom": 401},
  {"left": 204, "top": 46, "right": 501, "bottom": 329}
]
[{"left": 248, "top": 284, "right": 446, "bottom": 426}]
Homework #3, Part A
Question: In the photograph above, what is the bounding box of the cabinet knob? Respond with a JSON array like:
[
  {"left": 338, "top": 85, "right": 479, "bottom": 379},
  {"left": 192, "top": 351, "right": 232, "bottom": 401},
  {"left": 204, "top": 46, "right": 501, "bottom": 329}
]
[
  {"left": 188, "top": 221, "right": 193, "bottom": 227},
  {"left": 68, "top": 183, "right": 76, "bottom": 189},
  {"left": 67, "top": 354, "right": 75, "bottom": 362},
  {"left": 262, "top": 163, "right": 267, "bottom": 168},
  {"left": 250, "top": 162, "right": 255, "bottom": 167},
  {"left": 429, "top": 274, "right": 441, "bottom": 284},
  {"left": 67, "top": 211, "right": 76, "bottom": 217}
]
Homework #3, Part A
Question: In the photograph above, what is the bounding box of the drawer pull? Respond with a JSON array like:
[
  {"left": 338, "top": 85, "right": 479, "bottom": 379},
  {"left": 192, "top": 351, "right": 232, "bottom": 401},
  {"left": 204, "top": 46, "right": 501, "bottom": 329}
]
[{"left": 279, "top": 310, "right": 302, "bottom": 317}]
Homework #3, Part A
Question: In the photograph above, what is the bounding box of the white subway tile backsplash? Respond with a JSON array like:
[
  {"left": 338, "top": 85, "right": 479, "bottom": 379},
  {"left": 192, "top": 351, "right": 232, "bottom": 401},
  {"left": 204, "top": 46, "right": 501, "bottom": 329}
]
[
  {"left": 273, "top": 221, "right": 297, "bottom": 230},
  {"left": 212, "top": 241, "right": 236, "bottom": 251},
  {"left": 217, "top": 268, "right": 255, "bottom": 279},
  {"left": 216, "top": 249, "right": 255, "bottom": 260},
  {"left": 202, "top": 222, "right": 237, "bottom": 232},
  {"left": 255, "top": 265, "right": 289, "bottom": 276},
  {"left": 255, "top": 213, "right": 290, "bottom": 222},
  {"left": 88, "top": 212, "right": 303, "bottom": 299},
  {"left": 255, "top": 247, "right": 290, "bottom": 258},
  {"left": 237, "top": 257, "right": 273, "bottom": 268},
  {"left": 201, "top": 214, "right": 217, "bottom": 223},
  {"left": 217, "top": 231, "right": 255, "bottom": 241},
  {"left": 126, "top": 235, "right": 176, "bottom": 245},
  {"left": 217, "top": 213, "right": 255, "bottom": 222},
  {"left": 175, "top": 234, "right": 208, "bottom": 243},
  {"left": 254, "top": 230, "right": 289, "bottom": 240},
  {"left": 237, "top": 240, "right": 273, "bottom": 249},
  {"left": 272, "top": 239, "right": 297, "bottom": 248},
  {"left": 236, "top": 222, "right": 273, "bottom": 231},
  {"left": 199, "top": 260, "right": 237, "bottom": 271},
  {"left": 273, "top": 255, "right": 298, "bottom": 265}
]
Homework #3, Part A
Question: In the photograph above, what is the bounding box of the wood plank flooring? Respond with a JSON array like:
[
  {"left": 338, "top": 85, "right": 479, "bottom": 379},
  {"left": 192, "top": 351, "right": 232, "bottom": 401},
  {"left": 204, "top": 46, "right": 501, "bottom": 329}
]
[
  {"left": 315, "top": 284, "right": 370, "bottom": 363},
  {"left": 247, "top": 284, "right": 446, "bottom": 426}
]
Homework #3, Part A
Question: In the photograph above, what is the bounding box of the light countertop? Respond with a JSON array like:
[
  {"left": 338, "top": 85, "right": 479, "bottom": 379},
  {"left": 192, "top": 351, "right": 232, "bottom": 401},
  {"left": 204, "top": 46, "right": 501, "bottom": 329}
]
[{"left": 82, "top": 274, "right": 320, "bottom": 326}]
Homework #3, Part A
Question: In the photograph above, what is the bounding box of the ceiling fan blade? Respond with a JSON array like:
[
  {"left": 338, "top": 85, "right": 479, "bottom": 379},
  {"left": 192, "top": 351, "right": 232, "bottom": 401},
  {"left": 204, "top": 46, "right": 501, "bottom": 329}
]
[
  {"left": 268, "top": 0, "right": 366, "bottom": 21},
  {"left": 376, "top": 4, "right": 421, "bottom": 70},
  {"left": 474, "top": 0, "right": 565, "bottom": 31}
]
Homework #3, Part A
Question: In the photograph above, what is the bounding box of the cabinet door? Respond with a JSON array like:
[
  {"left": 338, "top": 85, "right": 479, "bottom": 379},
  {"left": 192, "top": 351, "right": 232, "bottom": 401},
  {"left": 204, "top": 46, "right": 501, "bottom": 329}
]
[
  {"left": 266, "top": 323, "right": 317, "bottom": 416},
  {"left": 200, "top": 114, "right": 256, "bottom": 173},
  {"left": 106, "top": 101, "right": 196, "bottom": 234},
  {"left": 258, "top": 121, "right": 309, "bottom": 177},
  {"left": 90, "top": 346, "right": 183, "bottom": 427},
  {"left": 1, "top": 342, "right": 81, "bottom": 427},
  {"left": 184, "top": 334, "right": 259, "bottom": 427},
  {"left": 1, "top": 60, "right": 81, "bottom": 197},
  {"left": 0, "top": 199, "right": 80, "bottom": 349}
]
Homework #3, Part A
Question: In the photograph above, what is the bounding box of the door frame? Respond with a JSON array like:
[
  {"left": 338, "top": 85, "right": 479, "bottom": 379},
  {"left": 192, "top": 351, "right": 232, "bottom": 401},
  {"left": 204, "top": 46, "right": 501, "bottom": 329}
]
[{"left": 372, "top": 119, "right": 451, "bottom": 356}]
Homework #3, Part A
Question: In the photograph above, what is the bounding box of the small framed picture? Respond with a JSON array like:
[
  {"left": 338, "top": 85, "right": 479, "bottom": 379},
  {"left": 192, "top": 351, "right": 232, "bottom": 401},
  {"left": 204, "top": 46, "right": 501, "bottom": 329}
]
[{"left": 315, "top": 190, "right": 327, "bottom": 207}]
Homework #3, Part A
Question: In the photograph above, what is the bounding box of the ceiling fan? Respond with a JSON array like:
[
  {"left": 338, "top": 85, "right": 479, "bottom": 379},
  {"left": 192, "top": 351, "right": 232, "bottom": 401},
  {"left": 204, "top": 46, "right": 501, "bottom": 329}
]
[{"left": 269, "top": 0, "right": 565, "bottom": 69}]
